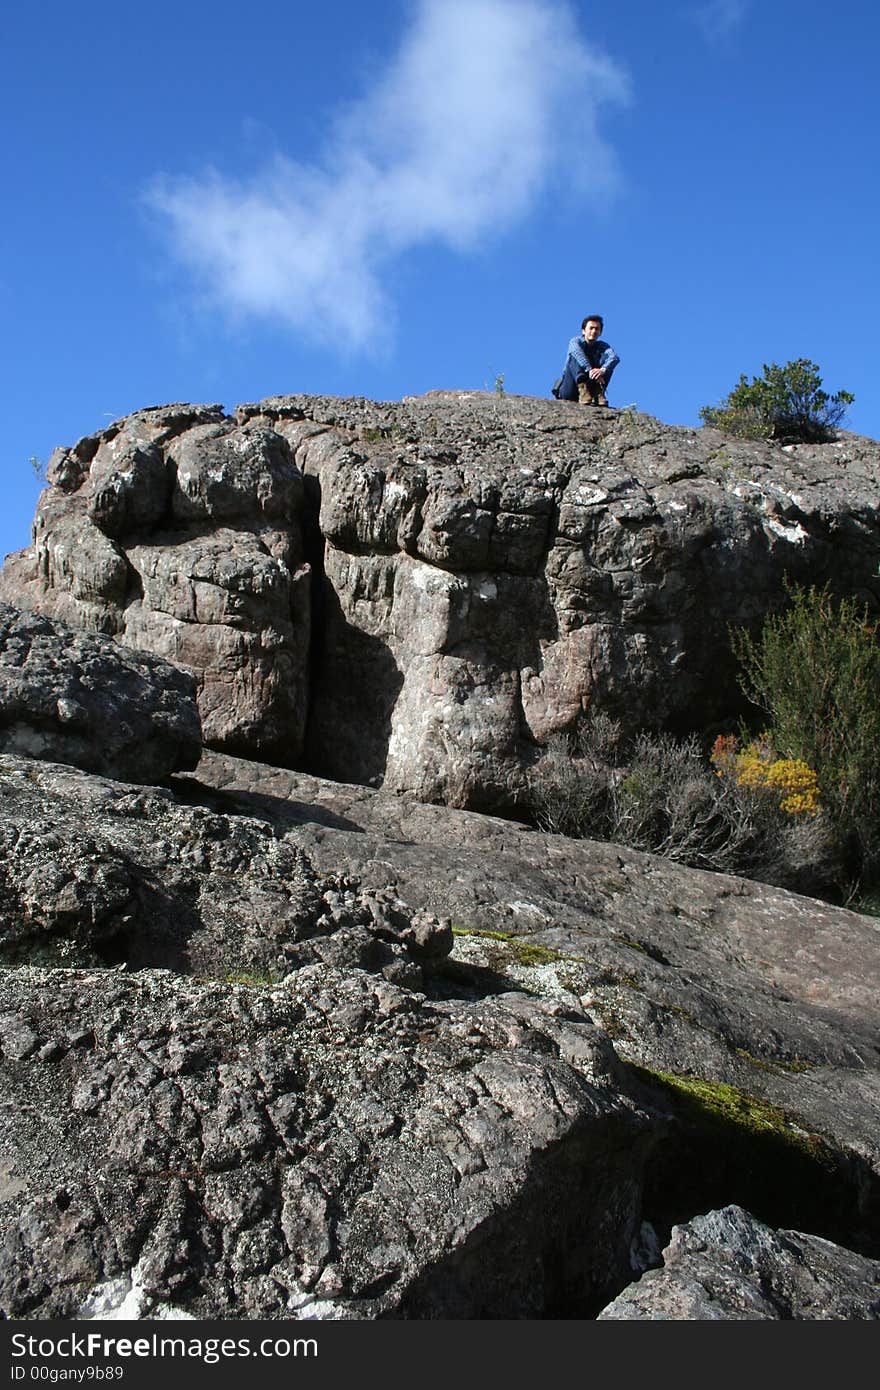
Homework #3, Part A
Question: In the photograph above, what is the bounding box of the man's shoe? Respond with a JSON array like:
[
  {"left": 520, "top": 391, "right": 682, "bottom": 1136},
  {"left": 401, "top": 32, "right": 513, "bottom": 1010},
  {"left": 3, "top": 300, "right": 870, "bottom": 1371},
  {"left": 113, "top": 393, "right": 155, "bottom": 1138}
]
[
  {"left": 596, "top": 393, "right": 609, "bottom": 407},
  {"left": 577, "top": 380, "right": 595, "bottom": 405}
]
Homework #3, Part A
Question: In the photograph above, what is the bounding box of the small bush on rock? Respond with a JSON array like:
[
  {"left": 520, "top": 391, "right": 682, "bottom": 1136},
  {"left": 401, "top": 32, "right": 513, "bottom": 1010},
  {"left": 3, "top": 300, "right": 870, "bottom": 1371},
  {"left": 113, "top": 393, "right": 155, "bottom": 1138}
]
[
  {"left": 611, "top": 732, "right": 725, "bottom": 864},
  {"left": 700, "top": 359, "right": 854, "bottom": 443},
  {"left": 710, "top": 734, "right": 841, "bottom": 893},
  {"left": 528, "top": 715, "right": 839, "bottom": 895},
  {"left": 528, "top": 711, "right": 620, "bottom": 838},
  {"left": 711, "top": 735, "right": 822, "bottom": 816}
]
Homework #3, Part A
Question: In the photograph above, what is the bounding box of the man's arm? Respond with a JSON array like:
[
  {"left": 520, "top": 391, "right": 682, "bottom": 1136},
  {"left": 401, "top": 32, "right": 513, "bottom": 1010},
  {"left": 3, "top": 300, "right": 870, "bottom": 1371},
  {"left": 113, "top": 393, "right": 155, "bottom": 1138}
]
[
  {"left": 588, "top": 342, "right": 620, "bottom": 383},
  {"left": 567, "top": 336, "right": 591, "bottom": 374},
  {"left": 598, "top": 342, "right": 620, "bottom": 374}
]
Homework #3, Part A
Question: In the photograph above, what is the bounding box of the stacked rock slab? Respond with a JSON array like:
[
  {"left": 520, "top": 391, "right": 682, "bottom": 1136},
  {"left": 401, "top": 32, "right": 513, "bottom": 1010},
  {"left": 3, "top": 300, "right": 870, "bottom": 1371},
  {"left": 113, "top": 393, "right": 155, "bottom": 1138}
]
[
  {"left": 2, "top": 392, "right": 879, "bottom": 807},
  {"left": 0, "top": 404, "right": 311, "bottom": 765},
  {"left": 0, "top": 749, "right": 878, "bottom": 1318},
  {"left": 0, "top": 601, "right": 200, "bottom": 783}
]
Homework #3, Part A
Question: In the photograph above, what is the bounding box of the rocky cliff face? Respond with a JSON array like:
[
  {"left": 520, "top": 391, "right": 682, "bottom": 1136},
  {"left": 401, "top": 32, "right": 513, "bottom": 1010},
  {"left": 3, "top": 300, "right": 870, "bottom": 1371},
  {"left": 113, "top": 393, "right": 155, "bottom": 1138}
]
[
  {"left": 3, "top": 393, "right": 879, "bottom": 808},
  {"left": 1, "top": 393, "right": 878, "bottom": 1321}
]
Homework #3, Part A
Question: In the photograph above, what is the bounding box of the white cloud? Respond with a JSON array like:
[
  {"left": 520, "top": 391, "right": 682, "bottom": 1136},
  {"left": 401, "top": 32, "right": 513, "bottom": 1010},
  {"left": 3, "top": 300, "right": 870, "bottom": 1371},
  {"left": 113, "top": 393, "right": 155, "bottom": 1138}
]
[
  {"left": 146, "top": 0, "right": 628, "bottom": 349},
  {"left": 692, "top": 0, "right": 748, "bottom": 44}
]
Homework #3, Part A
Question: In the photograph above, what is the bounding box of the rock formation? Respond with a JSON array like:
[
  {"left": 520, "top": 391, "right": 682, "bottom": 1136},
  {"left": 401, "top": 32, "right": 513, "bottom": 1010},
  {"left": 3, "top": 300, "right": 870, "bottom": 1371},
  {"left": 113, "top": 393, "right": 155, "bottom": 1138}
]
[
  {"left": 597, "top": 1206, "right": 880, "bottom": 1319},
  {"left": 3, "top": 394, "right": 878, "bottom": 808},
  {"left": 1, "top": 404, "right": 311, "bottom": 767},
  {"left": 0, "top": 602, "right": 200, "bottom": 783},
  {"left": 0, "top": 392, "right": 878, "bottom": 1321}
]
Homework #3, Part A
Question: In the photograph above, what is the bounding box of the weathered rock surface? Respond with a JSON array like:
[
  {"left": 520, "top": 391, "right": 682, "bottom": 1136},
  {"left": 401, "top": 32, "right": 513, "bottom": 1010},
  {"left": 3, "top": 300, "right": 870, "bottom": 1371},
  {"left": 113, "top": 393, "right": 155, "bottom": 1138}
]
[
  {"left": 0, "top": 964, "right": 653, "bottom": 1319},
  {"left": 597, "top": 1206, "right": 880, "bottom": 1319},
  {"left": 0, "top": 755, "right": 449, "bottom": 985},
  {"left": 0, "top": 747, "right": 878, "bottom": 1318},
  {"left": 0, "top": 603, "right": 200, "bottom": 783},
  {"left": 0, "top": 405, "right": 311, "bottom": 764},
  {"left": 177, "top": 751, "right": 880, "bottom": 1254},
  {"left": 3, "top": 393, "right": 879, "bottom": 807}
]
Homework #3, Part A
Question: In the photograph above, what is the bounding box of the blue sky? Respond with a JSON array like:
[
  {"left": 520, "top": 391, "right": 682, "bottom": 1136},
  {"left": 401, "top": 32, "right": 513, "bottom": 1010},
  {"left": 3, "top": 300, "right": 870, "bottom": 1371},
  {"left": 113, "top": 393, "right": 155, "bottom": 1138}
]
[{"left": 2, "top": 0, "right": 878, "bottom": 564}]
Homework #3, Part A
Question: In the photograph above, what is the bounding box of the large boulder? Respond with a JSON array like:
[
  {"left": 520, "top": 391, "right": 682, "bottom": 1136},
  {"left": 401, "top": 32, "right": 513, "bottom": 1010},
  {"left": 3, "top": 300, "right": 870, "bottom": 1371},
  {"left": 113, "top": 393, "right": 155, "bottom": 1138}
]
[
  {"left": 243, "top": 393, "right": 880, "bottom": 806},
  {"left": 0, "top": 603, "right": 200, "bottom": 783},
  {"left": 3, "top": 391, "right": 879, "bottom": 807}
]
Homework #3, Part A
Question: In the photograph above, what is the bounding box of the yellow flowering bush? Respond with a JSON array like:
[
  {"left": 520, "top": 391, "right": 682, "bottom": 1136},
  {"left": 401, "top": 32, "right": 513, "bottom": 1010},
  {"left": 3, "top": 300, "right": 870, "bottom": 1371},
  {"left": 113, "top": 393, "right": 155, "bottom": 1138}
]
[
  {"left": 711, "top": 735, "right": 821, "bottom": 816},
  {"left": 530, "top": 719, "right": 839, "bottom": 895}
]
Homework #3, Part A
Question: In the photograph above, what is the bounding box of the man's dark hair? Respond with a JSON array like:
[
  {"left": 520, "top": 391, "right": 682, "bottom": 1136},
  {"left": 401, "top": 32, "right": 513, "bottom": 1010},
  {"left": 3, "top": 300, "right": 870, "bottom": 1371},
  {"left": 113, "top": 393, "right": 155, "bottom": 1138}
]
[{"left": 582, "top": 314, "right": 604, "bottom": 331}]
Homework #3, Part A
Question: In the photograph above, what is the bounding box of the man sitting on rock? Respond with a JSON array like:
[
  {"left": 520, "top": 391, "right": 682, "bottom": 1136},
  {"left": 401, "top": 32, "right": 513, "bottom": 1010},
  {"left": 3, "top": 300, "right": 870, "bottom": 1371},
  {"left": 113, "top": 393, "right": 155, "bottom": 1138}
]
[{"left": 553, "top": 315, "right": 620, "bottom": 406}]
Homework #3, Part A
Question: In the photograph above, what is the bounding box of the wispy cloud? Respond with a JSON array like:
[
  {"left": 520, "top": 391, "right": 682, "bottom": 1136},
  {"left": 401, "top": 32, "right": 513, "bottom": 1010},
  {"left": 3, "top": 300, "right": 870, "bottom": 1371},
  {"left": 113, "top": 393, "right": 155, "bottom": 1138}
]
[
  {"left": 146, "top": 0, "right": 628, "bottom": 349},
  {"left": 692, "top": 0, "right": 749, "bottom": 45}
]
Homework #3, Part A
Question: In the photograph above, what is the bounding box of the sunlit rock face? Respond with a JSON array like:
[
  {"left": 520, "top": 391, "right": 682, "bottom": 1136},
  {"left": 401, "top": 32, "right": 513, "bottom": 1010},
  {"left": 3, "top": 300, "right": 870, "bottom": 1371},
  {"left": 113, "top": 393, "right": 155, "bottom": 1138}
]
[{"left": 3, "top": 391, "right": 879, "bottom": 807}]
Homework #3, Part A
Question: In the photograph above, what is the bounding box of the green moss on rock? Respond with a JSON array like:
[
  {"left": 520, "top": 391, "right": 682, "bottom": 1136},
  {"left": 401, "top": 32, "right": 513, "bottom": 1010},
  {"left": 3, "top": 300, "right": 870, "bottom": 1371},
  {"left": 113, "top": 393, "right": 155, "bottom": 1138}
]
[
  {"left": 451, "top": 925, "right": 564, "bottom": 967},
  {"left": 637, "top": 1067, "right": 832, "bottom": 1158},
  {"left": 630, "top": 1062, "right": 876, "bottom": 1254}
]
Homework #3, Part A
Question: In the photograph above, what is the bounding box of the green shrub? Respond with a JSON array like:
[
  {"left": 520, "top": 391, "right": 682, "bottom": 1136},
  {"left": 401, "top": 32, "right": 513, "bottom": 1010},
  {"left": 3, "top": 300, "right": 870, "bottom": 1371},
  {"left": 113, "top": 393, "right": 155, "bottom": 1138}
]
[
  {"left": 700, "top": 359, "right": 854, "bottom": 443},
  {"left": 607, "top": 731, "right": 837, "bottom": 887},
  {"left": 731, "top": 583, "right": 880, "bottom": 888}
]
